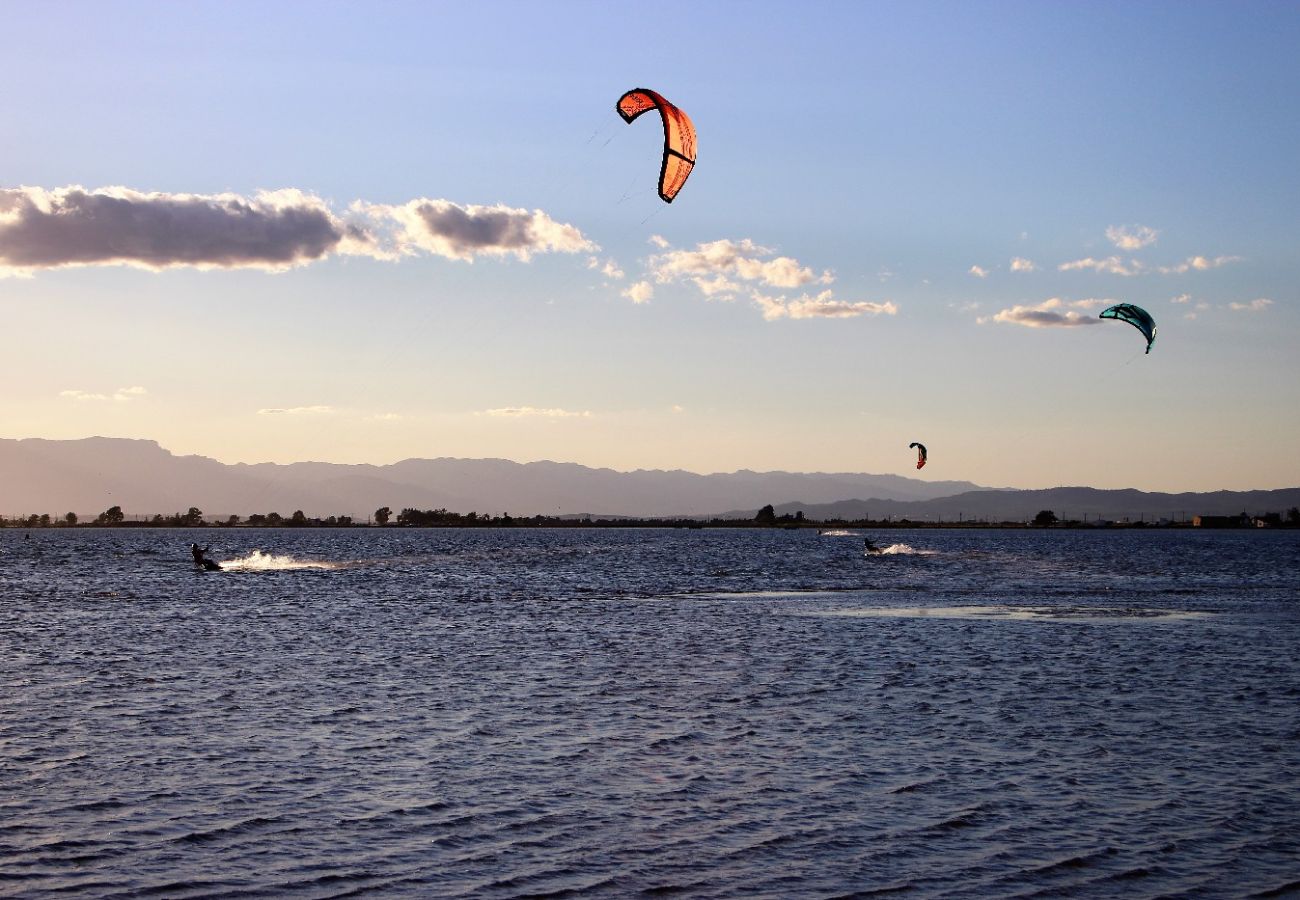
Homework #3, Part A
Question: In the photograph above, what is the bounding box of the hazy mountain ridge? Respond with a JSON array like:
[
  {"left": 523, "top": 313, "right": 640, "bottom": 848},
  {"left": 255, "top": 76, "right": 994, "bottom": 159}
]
[
  {"left": 2, "top": 437, "right": 988, "bottom": 519},
  {"left": 2, "top": 437, "right": 1294, "bottom": 522}
]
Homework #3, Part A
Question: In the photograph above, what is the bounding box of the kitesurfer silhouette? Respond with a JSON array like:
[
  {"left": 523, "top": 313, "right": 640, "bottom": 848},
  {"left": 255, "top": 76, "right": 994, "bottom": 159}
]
[{"left": 191, "top": 543, "right": 219, "bottom": 570}]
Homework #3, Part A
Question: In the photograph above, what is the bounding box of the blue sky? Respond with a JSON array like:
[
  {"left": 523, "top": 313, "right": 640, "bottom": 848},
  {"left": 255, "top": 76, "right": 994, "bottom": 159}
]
[{"left": 3, "top": 0, "right": 1297, "bottom": 492}]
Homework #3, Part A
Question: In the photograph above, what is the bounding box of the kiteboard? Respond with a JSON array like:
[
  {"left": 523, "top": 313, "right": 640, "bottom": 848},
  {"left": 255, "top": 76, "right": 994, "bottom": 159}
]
[{"left": 201, "top": 559, "right": 222, "bottom": 571}]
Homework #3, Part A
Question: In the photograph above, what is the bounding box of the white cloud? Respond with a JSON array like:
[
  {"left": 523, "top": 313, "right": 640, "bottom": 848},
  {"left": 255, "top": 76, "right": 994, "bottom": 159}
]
[
  {"left": 1228, "top": 298, "right": 1274, "bottom": 312},
  {"left": 1106, "top": 224, "right": 1159, "bottom": 250},
  {"left": 60, "top": 385, "right": 148, "bottom": 402},
  {"left": 257, "top": 405, "right": 335, "bottom": 415},
  {"left": 481, "top": 407, "right": 592, "bottom": 418},
  {"left": 1060, "top": 253, "right": 1242, "bottom": 277},
  {"left": 670, "top": 404, "right": 685, "bottom": 414},
  {"left": 692, "top": 275, "right": 741, "bottom": 298},
  {"left": 980, "top": 298, "right": 1106, "bottom": 328},
  {"left": 622, "top": 281, "right": 654, "bottom": 304},
  {"left": 644, "top": 237, "right": 880, "bottom": 321},
  {"left": 1058, "top": 256, "right": 1145, "bottom": 276},
  {"left": 968, "top": 265, "right": 989, "bottom": 278},
  {"left": 752, "top": 290, "right": 898, "bottom": 321},
  {"left": 1158, "top": 255, "right": 1242, "bottom": 274},
  {"left": 584, "top": 255, "right": 624, "bottom": 279},
  {"left": 1170, "top": 293, "right": 1192, "bottom": 304},
  {"left": 1010, "top": 257, "right": 1036, "bottom": 273},
  {"left": 648, "top": 238, "right": 830, "bottom": 292}
]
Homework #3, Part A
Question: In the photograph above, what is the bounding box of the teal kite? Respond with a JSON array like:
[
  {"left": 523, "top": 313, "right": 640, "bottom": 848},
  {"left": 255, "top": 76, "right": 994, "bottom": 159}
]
[{"left": 1099, "top": 303, "right": 1157, "bottom": 354}]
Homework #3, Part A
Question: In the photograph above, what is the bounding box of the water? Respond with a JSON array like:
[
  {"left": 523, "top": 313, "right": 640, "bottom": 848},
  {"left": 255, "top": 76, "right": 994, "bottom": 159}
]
[{"left": 2, "top": 527, "right": 1298, "bottom": 898}]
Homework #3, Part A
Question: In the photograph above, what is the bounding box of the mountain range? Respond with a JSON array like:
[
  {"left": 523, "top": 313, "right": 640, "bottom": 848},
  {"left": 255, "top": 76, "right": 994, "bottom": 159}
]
[{"left": 2, "top": 437, "right": 1297, "bottom": 523}]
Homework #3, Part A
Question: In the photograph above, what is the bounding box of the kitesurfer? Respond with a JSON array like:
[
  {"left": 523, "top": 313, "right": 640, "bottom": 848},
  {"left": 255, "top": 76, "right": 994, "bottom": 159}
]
[
  {"left": 191, "top": 543, "right": 216, "bottom": 569},
  {"left": 864, "top": 537, "right": 882, "bottom": 554}
]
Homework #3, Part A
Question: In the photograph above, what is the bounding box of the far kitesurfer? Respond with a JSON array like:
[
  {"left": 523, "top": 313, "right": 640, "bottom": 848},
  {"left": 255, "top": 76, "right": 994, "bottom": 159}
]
[{"left": 191, "top": 543, "right": 212, "bottom": 568}]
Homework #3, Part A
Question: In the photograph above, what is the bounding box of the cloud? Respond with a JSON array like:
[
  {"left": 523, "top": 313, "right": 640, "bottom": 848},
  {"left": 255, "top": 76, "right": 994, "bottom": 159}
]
[
  {"left": 481, "top": 407, "right": 592, "bottom": 418},
  {"left": 692, "top": 275, "right": 742, "bottom": 298},
  {"left": 1228, "top": 298, "right": 1273, "bottom": 312},
  {"left": 257, "top": 405, "right": 335, "bottom": 415},
  {"left": 0, "top": 185, "right": 594, "bottom": 275},
  {"left": 648, "top": 238, "right": 832, "bottom": 292},
  {"left": 1106, "top": 224, "right": 1159, "bottom": 250},
  {"left": 980, "top": 298, "right": 1106, "bottom": 328},
  {"left": 752, "top": 290, "right": 898, "bottom": 321},
  {"left": 1010, "top": 257, "right": 1036, "bottom": 273},
  {"left": 1158, "top": 255, "right": 1242, "bottom": 274},
  {"left": 968, "top": 265, "right": 989, "bottom": 278},
  {"left": 588, "top": 256, "right": 624, "bottom": 280},
  {"left": 60, "top": 385, "right": 149, "bottom": 402},
  {"left": 1170, "top": 293, "right": 1192, "bottom": 304},
  {"left": 622, "top": 281, "right": 654, "bottom": 304},
  {"left": 371, "top": 199, "right": 594, "bottom": 262},
  {"left": 644, "top": 237, "right": 882, "bottom": 321},
  {"left": 670, "top": 404, "right": 685, "bottom": 414},
  {"left": 1, "top": 186, "right": 369, "bottom": 274},
  {"left": 1058, "top": 256, "right": 1145, "bottom": 276},
  {"left": 1060, "top": 252, "right": 1243, "bottom": 278}
]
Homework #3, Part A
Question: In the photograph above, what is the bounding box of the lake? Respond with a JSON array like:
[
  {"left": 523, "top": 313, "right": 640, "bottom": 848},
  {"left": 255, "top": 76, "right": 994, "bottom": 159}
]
[{"left": 2, "top": 527, "right": 1298, "bottom": 897}]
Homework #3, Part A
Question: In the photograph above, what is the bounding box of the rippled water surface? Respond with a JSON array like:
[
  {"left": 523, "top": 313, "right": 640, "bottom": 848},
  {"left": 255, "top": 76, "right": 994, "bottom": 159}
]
[{"left": 2, "top": 527, "right": 1298, "bottom": 897}]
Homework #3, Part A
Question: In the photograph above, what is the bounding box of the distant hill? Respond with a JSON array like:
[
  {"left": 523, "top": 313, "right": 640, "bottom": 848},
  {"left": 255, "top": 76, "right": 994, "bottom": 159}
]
[{"left": 0, "top": 437, "right": 991, "bottom": 520}]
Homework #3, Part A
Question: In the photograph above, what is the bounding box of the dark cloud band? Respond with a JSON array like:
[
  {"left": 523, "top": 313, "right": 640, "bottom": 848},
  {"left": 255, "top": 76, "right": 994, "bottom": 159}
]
[
  {"left": 0, "top": 186, "right": 592, "bottom": 274},
  {"left": 0, "top": 187, "right": 358, "bottom": 272}
]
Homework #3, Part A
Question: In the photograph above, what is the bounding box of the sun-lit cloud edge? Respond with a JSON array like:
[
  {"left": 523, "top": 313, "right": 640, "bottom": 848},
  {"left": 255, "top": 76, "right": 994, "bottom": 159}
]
[
  {"left": 647, "top": 238, "right": 833, "bottom": 291},
  {"left": 479, "top": 407, "right": 593, "bottom": 418},
  {"left": 1227, "top": 297, "right": 1274, "bottom": 312},
  {"left": 752, "top": 290, "right": 898, "bottom": 321},
  {"left": 257, "top": 405, "right": 336, "bottom": 416},
  {"left": 60, "top": 385, "right": 148, "bottom": 402},
  {"left": 1106, "top": 224, "right": 1159, "bottom": 250},
  {"left": 644, "top": 236, "right": 892, "bottom": 321},
  {"left": 1058, "top": 254, "right": 1242, "bottom": 277},
  {"left": 622, "top": 281, "right": 654, "bottom": 304}
]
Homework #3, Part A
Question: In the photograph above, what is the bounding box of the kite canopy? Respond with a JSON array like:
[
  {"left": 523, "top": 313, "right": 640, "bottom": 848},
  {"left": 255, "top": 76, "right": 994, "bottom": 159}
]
[
  {"left": 616, "top": 88, "right": 697, "bottom": 203},
  {"left": 909, "top": 442, "right": 927, "bottom": 470},
  {"left": 1099, "top": 303, "right": 1157, "bottom": 354}
]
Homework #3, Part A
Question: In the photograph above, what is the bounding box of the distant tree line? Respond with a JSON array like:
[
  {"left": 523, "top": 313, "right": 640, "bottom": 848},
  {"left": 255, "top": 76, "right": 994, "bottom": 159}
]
[
  {"left": 4, "top": 504, "right": 1299, "bottom": 529},
  {"left": 0, "top": 505, "right": 354, "bottom": 528}
]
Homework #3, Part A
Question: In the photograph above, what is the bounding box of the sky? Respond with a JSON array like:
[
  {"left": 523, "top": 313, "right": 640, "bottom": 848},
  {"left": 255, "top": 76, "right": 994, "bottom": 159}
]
[{"left": 2, "top": 0, "right": 1298, "bottom": 492}]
